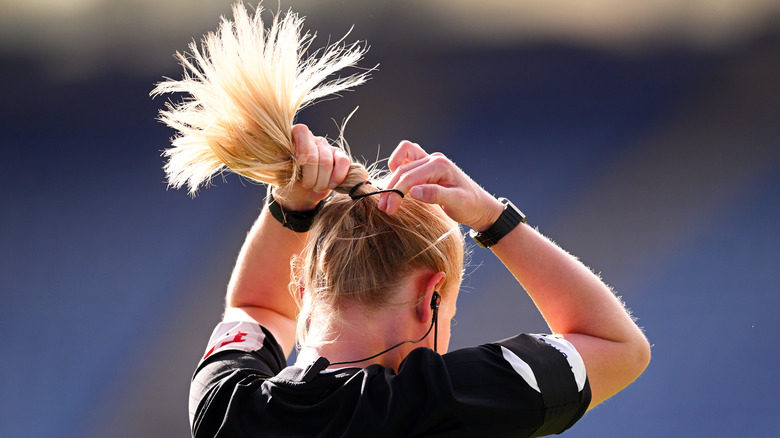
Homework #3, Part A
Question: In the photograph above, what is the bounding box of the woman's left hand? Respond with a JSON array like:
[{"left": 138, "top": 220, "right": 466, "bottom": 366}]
[
  {"left": 378, "top": 141, "right": 504, "bottom": 231},
  {"left": 273, "top": 124, "right": 351, "bottom": 211}
]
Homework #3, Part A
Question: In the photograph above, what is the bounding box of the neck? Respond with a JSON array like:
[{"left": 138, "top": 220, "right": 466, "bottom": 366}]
[{"left": 297, "top": 304, "right": 420, "bottom": 371}]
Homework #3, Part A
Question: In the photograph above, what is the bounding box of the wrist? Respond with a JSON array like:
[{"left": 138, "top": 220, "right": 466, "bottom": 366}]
[
  {"left": 266, "top": 187, "right": 327, "bottom": 232},
  {"left": 469, "top": 198, "right": 526, "bottom": 248},
  {"left": 470, "top": 197, "right": 505, "bottom": 232},
  {"left": 269, "top": 187, "right": 323, "bottom": 212}
]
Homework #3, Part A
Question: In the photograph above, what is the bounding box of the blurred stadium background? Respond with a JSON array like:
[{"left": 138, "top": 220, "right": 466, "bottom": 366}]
[{"left": 1, "top": 1, "right": 778, "bottom": 436}]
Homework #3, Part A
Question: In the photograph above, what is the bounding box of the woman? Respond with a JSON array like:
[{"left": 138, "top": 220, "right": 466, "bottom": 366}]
[{"left": 154, "top": 3, "right": 650, "bottom": 436}]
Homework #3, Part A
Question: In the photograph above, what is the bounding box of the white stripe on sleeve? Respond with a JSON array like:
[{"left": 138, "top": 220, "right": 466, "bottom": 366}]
[
  {"left": 531, "top": 334, "right": 588, "bottom": 391},
  {"left": 501, "top": 346, "right": 541, "bottom": 392}
]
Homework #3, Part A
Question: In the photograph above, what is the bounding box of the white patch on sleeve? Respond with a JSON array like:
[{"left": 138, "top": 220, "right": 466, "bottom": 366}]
[
  {"left": 531, "top": 334, "right": 588, "bottom": 391},
  {"left": 202, "top": 321, "right": 266, "bottom": 360},
  {"left": 501, "top": 346, "right": 541, "bottom": 392}
]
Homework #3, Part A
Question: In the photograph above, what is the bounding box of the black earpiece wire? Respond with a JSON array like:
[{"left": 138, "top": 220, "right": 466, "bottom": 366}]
[{"left": 329, "top": 291, "right": 442, "bottom": 367}]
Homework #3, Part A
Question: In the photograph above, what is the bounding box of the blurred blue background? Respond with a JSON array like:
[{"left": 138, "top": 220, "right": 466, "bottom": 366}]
[{"left": 1, "top": 1, "right": 778, "bottom": 437}]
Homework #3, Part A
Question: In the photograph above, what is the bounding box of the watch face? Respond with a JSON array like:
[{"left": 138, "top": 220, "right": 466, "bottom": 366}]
[{"left": 498, "top": 198, "right": 527, "bottom": 223}]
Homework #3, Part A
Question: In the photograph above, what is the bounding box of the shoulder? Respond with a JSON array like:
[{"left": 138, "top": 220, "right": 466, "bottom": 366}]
[
  {"left": 396, "top": 334, "right": 591, "bottom": 436},
  {"left": 198, "top": 321, "right": 283, "bottom": 364},
  {"left": 190, "top": 321, "right": 287, "bottom": 437},
  {"left": 492, "top": 333, "right": 588, "bottom": 393},
  {"left": 192, "top": 321, "right": 287, "bottom": 386}
]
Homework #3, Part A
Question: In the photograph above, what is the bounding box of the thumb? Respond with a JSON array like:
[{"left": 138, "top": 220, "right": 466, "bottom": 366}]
[
  {"left": 409, "top": 184, "right": 477, "bottom": 226},
  {"left": 408, "top": 184, "right": 448, "bottom": 205}
]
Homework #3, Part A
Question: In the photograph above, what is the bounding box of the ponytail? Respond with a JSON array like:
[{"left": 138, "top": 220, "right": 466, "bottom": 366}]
[{"left": 151, "top": 1, "right": 370, "bottom": 195}]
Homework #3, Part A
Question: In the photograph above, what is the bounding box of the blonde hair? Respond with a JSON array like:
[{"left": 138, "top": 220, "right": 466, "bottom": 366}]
[
  {"left": 295, "top": 187, "right": 464, "bottom": 346},
  {"left": 151, "top": 1, "right": 370, "bottom": 195},
  {"left": 153, "top": 2, "right": 464, "bottom": 347}
]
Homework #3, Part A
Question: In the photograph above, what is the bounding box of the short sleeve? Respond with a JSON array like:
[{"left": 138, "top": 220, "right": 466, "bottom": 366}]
[
  {"left": 189, "top": 321, "right": 287, "bottom": 437},
  {"left": 497, "top": 334, "right": 591, "bottom": 436}
]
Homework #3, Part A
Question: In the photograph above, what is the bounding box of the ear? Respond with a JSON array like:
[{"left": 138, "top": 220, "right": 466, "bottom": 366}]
[{"left": 416, "top": 271, "right": 446, "bottom": 323}]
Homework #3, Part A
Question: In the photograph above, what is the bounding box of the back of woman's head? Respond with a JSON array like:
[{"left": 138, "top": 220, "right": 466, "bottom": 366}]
[
  {"left": 296, "top": 183, "right": 464, "bottom": 344},
  {"left": 152, "top": 2, "right": 464, "bottom": 344}
]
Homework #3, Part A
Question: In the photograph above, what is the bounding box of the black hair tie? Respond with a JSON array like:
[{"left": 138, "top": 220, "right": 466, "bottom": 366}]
[{"left": 348, "top": 181, "right": 404, "bottom": 200}]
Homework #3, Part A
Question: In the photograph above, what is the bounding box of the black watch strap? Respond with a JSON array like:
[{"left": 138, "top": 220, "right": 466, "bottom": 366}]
[
  {"left": 469, "top": 198, "right": 526, "bottom": 248},
  {"left": 266, "top": 188, "right": 325, "bottom": 233}
]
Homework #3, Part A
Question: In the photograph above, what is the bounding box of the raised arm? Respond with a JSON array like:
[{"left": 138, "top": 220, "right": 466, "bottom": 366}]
[
  {"left": 488, "top": 222, "right": 650, "bottom": 409},
  {"left": 380, "top": 141, "right": 650, "bottom": 410},
  {"left": 223, "top": 125, "right": 351, "bottom": 355}
]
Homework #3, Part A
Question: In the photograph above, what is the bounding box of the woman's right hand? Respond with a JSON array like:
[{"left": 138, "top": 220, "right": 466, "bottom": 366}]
[{"left": 378, "top": 141, "right": 504, "bottom": 232}]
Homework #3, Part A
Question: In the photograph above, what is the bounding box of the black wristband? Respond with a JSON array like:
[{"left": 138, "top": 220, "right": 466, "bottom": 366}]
[
  {"left": 469, "top": 198, "right": 526, "bottom": 248},
  {"left": 266, "top": 188, "right": 325, "bottom": 233}
]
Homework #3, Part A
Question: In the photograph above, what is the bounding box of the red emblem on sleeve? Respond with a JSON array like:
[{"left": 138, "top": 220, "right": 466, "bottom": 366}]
[{"left": 203, "top": 331, "right": 248, "bottom": 360}]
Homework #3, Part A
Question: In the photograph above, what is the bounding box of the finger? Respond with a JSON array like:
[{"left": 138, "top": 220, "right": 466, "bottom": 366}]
[
  {"left": 408, "top": 184, "right": 449, "bottom": 205},
  {"left": 384, "top": 156, "right": 457, "bottom": 215},
  {"left": 407, "top": 179, "right": 466, "bottom": 208},
  {"left": 292, "top": 126, "right": 319, "bottom": 189},
  {"left": 379, "top": 157, "right": 427, "bottom": 205},
  {"left": 381, "top": 141, "right": 430, "bottom": 211},
  {"left": 382, "top": 163, "right": 443, "bottom": 215},
  {"left": 330, "top": 148, "right": 351, "bottom": 189},
  {"left": 312, "top": 137, "right": 333, "bottom": 192},
  {"left": 388, "top": 141, "right": 428, "bottom": 172},
  {"left": 409, "top": 184, "right": 475, "bottom": 225},
  {"left": 378, "top": 156, "right": 429, "bottom": 211},
  {"left": 385, "top": 156, "right": 430, "bottom": 190}
]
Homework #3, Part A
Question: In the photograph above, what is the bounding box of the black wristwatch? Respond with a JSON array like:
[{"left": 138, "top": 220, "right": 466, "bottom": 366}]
[
  {"left": 266, "top": 189, "right": 326, "bottom": 232},
  {"left": 469, "top": 198, "right": 526, "bottom": 248}
]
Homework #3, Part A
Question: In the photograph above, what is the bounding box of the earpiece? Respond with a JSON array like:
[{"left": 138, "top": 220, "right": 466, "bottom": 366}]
[
  {"left": 431, "top": 291, "right": 441, "bottom": 353},
  {"left": 431, "top": 291, "right": 441, "bottom": 310}
]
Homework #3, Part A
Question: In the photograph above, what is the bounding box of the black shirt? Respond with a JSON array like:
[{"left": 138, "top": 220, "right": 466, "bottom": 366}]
[{"left": 190, "top": 321, "right": 591, "bottom": 437}]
